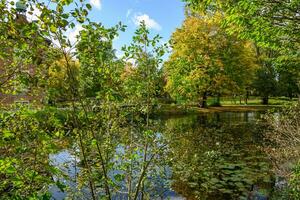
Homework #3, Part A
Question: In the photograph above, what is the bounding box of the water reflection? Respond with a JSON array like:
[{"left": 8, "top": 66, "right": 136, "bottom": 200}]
[
  {"left": 164, "top": 112, "right": 272, "bottom": 199},
  {"left": 49, "top": 111, "right": 271, "bottom": 199}
]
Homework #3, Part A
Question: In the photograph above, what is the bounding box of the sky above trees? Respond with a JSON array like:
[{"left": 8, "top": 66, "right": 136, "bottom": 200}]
[
  {"left": 9, "top": 0, "right": 185, "bottom": 58},
  {"left": 88, "top": 0, "right": 185, "bottom": 58}
]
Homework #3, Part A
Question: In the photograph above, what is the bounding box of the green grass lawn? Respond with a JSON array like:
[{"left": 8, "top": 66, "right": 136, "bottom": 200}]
[
  {"left": 208, "top": 96, "right": 298, "bottom": 106},
  {"left": 155, "top": 97, "right": 298, "bottom": 115}
]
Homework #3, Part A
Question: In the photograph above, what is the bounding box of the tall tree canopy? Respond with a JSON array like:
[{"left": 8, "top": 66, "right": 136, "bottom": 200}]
[
  {"left": 183, "top": 0, "right": 300, "bottom": 51},
  {"left": 182, "top": 0, "right": 300, "bottom": 101},
  {"left": 46, "top": 56, "right": 79, "bottom": 104},
  {"left": 76, "top": 22, "right": 125, "bottom": 100},
  {"left": 164, "top": 13, "right": 257, "bottom": 107},
  {"left": 122, "top": 22, "right": 167, "bottom": 109}
]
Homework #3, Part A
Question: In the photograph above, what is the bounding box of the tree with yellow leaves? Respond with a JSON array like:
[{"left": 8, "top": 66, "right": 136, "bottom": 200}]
[
  {"left": 164, "top": 13, "right": 257, "bottom": 107},
  {"left": 47, "top": 56, "right": 79, "bottom": 104}
]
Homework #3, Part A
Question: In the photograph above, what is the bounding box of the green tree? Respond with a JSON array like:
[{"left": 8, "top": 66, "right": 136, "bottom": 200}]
[
  {"left": 0, "top": 107, "right": 69, "bottom": 199},
  {"left": 252, "top": 66, "right": 277, "bottom": 105},
  {"left": 278, "top": 70, "right": 300, "bottom": 100},
  {"left": 122, "top": 22, "right": 167, "bottom": 111},
  {"left": 121, "top": 22, "right": 168, "bottom": 199},
  {"left": 182, "top": 0, "right": 300, "bottom": 101},
  {"left": 277, "top": 56, "right": 300, "bottom": 99},
  {"left": 76, "top": 22, "right": 125, "bottom": 99},
  {"left": 164, "top": 13, "right": 257, "bottom": 107},
  {"left": 0, "top": 0, "right": 52, "bottom": 103},
  {"left": 182, "top": 0, "right": 300, "bottom": 51},
  {"left": 252, "top": 48, "right": 278, "bottom": 105},
  {"left": 0, "top": 1, "right": 111, "bottom": 199},
  {"left": 47, "top": 56, "right": 80, "bottom": 104},
  {"left": 265, "top": 104, "right": 300, "bottom": 199}
]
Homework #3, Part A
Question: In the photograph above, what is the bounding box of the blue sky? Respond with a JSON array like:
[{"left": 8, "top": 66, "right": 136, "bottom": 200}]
[
  {"left": 86, "top": 0, "right": 186, "bottom": 58},
  {"left": 12, "top": 0, "right": 185, "bottom": 58}
]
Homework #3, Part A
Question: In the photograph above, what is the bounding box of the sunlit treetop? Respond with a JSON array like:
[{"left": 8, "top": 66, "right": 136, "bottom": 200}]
[{"left": 182, "top": 0, "right": 300, "bottom": 52}]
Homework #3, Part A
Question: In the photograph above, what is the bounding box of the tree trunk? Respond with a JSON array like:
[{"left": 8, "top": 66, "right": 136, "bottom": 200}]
[
  {"left": 199, "top": 92, "right": 208, "bottom": 108},
  {"left": 216, "top": 93, "right": 221, "bottom": 106},
  {"left": 262, "top": 96, "right": 269, "bottom": 105},
  {"left": 297, "top": 81, "right": 300, "bottom": 103},
  {"left": 289, "top": 93, "right": 293, "bottom": 100},
  {"left": 245, "top": 90, "right": 249, "bottom": 105}
]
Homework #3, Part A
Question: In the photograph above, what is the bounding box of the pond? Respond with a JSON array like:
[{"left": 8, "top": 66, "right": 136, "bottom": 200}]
[{"left": 49, "top": 111, "right": 272, "bottom": 200}]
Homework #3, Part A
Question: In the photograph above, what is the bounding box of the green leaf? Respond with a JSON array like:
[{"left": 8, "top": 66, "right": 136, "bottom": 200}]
[
  {"left": 56, "top": 181, "right": 66, "bottom": 192},
  {"left": 6, "top": 166, "right": 16, "bottom": 174},
  {"left": 114, "top": 174, "right": 125, "bottom": 182},
  {"left": 50, "top": 25, "right": 57, "bottom": 33},
  {"left": 91, "top": 139, "right": 97, "bottom": 147},
  {"left": 86, "top": 3, "right": 92, "bottom": 10},
  {"left": 3, "top": 130, "right": 14, "bottom": 139}
]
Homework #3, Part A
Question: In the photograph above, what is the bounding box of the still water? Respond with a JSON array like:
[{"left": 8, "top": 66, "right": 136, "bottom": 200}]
[{"left": 50, "top": 111, "right": 271, "bottom": 200}]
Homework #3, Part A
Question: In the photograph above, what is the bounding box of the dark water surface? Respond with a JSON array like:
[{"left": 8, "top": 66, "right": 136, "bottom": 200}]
[{"left": 50, "top": 111, "right": 272, "bottom": 200}]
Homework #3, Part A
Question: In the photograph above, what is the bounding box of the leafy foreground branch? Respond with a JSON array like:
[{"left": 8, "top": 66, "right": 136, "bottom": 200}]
[
  {"left": 264, "top": 103, "right": 300, "bottom": 199},
  {"left": 1, "top": 0, "right": 299, "bottom": 199},
  {"left": 0, "top": 1, "right": 169, "bottom": 199}
]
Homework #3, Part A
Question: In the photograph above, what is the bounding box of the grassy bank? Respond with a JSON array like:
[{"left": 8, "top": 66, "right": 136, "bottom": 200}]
[
  {"left": 207, "top": 96, "right": 298, "bottom": 106},
  {"left": 154, "top": 96, "right": 298, "bottom": 115},
  {"left": 155, "top": 104, "right": 281, "bottom": 115}
]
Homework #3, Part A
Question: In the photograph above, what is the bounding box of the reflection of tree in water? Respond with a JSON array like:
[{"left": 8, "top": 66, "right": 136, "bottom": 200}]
[
  {"left": 163, "top": 114, "right": 272, "bottom": 199},
  {"left": 0, "top": 108, "right": 272, "bottom": 199}
]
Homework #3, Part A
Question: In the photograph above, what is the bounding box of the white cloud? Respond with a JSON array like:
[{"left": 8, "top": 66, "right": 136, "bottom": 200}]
[
  {"left": 90, "top": 0, "right": 101, "bottom": 10},
  {"left": 127, "top": 58, "right": 137, "bottom": 67},
  {"left": 66, "top": 24, "right": 83, "bottom": 45},
  {"left": 26, "top": 5, "right": 42, "bottom": 22},
  {"left": 132, "top": 13, "right": 162, "bottom": 31},
  {"left": 115, "top": 50, "right": 124, "bottom": 59},
  {"left": 50, "top": 24, "right": 82, "bottom": 51},
  {"left": 51, "top": 39, "right": 61, "bottom": 49},
  {"left": 7, "top": 0, "right": 16, "bottom": 10},
  {"left": 113, "top": 36, "right": 120, "bottom": 41}
]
